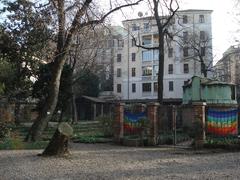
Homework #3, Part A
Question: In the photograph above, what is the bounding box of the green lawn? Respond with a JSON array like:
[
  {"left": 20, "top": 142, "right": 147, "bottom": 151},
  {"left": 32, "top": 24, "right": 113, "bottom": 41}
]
[{"left": 0, "top": 121, "right": 113, "bottom": 150}]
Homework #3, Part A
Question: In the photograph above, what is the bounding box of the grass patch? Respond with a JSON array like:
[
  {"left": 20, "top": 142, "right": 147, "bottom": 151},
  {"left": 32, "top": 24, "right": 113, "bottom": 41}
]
[
  {"left": 0, "top": 120, "right": 113, "bottom": 150},
  {"left": 72, "top": 131, "right": 112, "bottom": 143},
  {"left": 204, "top": 136, "right": 240, "bottom": 150},
  {"left": 0, "top": 137, "right": 49, "bottom": 150}
]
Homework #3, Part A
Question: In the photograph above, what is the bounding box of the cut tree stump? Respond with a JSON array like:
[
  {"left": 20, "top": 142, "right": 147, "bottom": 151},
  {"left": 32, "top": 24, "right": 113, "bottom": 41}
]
[{"left": 42, "top": 122, "right": 73, "bottom": 156}]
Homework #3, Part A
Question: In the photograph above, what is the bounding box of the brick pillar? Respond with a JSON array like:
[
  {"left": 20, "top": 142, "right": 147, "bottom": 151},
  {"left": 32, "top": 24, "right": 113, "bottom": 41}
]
[
  {"left": 114, "top": 103, "right": 124, "bottom": 144},
  {"left": 192, "top": 102, "right": 206, "bottom": 141},
  {"left": 147, "top": 103, "right": 159, "bottom": 146}
]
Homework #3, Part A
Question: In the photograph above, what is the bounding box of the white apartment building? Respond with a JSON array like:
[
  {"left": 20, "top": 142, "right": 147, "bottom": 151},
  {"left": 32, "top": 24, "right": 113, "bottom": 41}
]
[{"left": 113, "top": 9, "right": 213, "bottom": 103}]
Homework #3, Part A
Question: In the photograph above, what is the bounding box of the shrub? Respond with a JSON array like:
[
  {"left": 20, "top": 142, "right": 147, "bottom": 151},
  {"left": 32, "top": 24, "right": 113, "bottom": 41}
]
[
  {"left": 97, "top": 115, "right": 114, "bottom": 137},
  {"left": 0, "top": 137, "right": 24, "bottom": 150},
  {"left": 0, "top": 121, "right": 12, "bottom": 140}
]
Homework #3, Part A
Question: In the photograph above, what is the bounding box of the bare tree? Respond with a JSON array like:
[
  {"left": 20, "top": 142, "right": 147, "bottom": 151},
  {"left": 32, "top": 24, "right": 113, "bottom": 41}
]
[
  {"left": 66, "top": 26, "right": 108, "bottom": 123},
  {"left": 178, "top": 31, "right": 213, "bottom": 77},
  {"left": 26, "top": 0, "right": 143, "bottom": 142},
  {"left": 133, "top": 0, "right": 179, "bottom": 104}
]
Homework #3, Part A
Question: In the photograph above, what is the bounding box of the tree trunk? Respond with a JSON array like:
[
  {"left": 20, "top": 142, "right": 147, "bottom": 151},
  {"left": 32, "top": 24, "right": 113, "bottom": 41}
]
[
  {"left": 201, "top": 61, "right": 207, "bottom": 77},
  {"left": 25, "top": 59, "right": 66, "bottom": 142},
  {"left": 157, "top": 35, "right": 164, "bottom": 104},
  {"left": 153, "top": 0, "right": 164, "bottom": 105},
  {"left": 42, "top": 122, "right": 73, "bottom": 156},
  {"left": 14, "top": 102, "right": 21, "bottom": 125},
  {"left": 71, "top": 93, "right": 78, "bottom": 124}
]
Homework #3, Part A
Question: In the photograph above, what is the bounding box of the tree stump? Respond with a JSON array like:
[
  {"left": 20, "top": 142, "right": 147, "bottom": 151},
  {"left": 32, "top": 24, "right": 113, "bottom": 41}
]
[{"left": 42, "top": 122, "right": 73, "bottom": 156}]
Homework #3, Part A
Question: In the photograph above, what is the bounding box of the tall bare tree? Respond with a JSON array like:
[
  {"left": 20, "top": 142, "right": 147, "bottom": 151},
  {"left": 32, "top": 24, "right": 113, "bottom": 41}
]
[
  {"left": 24, "top": 0, "right": 143, "bottom": 142},
  {"left": 133, "top": 0, "right": 179, "bottom": 104},
  {"left": 178, "top": 31, "right": 213, "bottom": 77},
  {"left": 66, "top": 26, "right": 108, "bottom": 123}
]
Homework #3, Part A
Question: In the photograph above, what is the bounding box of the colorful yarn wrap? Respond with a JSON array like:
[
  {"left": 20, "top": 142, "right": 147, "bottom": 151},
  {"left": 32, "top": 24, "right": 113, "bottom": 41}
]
[{"left": 207, "top": 109, "right": 238, "bottom": 136}]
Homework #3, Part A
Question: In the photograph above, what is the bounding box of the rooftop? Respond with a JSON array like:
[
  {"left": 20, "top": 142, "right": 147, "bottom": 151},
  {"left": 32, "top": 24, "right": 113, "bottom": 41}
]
[{"left": 122, "top": 9, "right": 213, "bottom": 22}]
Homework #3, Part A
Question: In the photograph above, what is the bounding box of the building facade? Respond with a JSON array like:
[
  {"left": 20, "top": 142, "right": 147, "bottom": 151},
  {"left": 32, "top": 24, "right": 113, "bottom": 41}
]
[
  {"left": 113, "top": 9, "right": 213, "bottom": 103},
  {"left": 214, "top": 45, "right": 240, "bottom": 101}
]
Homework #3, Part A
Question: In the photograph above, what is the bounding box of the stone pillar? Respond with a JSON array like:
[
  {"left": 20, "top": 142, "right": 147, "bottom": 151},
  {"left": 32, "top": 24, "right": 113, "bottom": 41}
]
[
  {"left": 147, "top": 103, "right": 159, "bottom": 146},
  {"left": 192, "top": 102, "right": 206, "bottom": 141},
  {"left": 114, "top": 103, "right": 124, "bottom": 144}
]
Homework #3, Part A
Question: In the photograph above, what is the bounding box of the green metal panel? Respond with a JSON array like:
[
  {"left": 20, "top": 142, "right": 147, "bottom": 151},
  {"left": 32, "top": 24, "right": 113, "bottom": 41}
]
[{"left": 182, "top": 76, "right": 237, "bottom": 104}]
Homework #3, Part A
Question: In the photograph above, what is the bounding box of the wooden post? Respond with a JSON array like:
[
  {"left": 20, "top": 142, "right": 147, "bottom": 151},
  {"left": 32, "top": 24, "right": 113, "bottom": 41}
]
[
  {"left": 93, "top": 103, "right": 97, "bottom": 121},
  {"left": 114, "top": 103, "right": 124, "bottom": 144},
  {"left": 101, "top": 104, "right": 104, "bottom": 116},
  {"left": 147, "top": 103, "right": 159, "bottom": 146}
]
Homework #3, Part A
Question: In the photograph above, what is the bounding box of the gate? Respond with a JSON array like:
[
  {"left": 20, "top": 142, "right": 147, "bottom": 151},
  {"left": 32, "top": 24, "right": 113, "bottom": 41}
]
[{"left": 157, "top": 105, "right": 191, "bottom": 146}]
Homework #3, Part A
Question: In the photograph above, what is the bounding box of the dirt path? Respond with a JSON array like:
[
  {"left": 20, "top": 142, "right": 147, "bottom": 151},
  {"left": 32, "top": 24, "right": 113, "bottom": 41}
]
[{"left": 1, "top": 143, "right": 240, "bottom": 180}]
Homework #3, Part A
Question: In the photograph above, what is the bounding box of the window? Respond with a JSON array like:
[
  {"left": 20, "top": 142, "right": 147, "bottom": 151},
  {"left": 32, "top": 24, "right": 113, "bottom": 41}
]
[
  {"left": 107, "top": 40, "right": 113, "bottom": 48},
  {"left": 201, "top": 47, "right": 205, "bottom": 56},
  {"left": 183, "top": 47, "right": 189, "bottom": 57},
  {"left": 132, "top": 24, "right": 139, "bottom": 31},
  {"left": 142, "top": 83, "right": 151, "bottom": 92},
  {"left": 154, "top": 82, "right": 158, "bottom": 92},
  {"left": 117, "top": 54, "right": 121, "bottom": 62},
  {"left": 183, "top": 15, "right": 188, "bottom": 24},
  {"left": 132, "top": 53, "right": 136, "bottom": 61},
  {"left": 117, "top": 84, "right": 121, "bottom": 93},
  {"left": 142, "top": 50, "right": 152, "bottom": 61},
  {"left": 112, "top": 39, "right": 115, "bottom": 47},
  {"left": 184, "top": 64, "right": 189, "bottom": 73},
  {"left": 200, "top": 31, "right": 205, "bottom": 40},
  {"left": 117, "top": 68, "right": 121, "bottom": 77},
  {"left": 117, "top": 39, "right": 124, "bottom": 47},
  {"left": 168, "top": 48, "right": 173, "bottom": 57},
  {"left": 132, "top": 39, "right": 135, "bottom": 47},
  {"left": 183, "top": 31, "right": 188, "bottom": 42},
  {"left": 142, "top": 66, "right": 152, "bottom": 76},
  {"left": 153, "top": 65, "right": 158, "bottom": 76},
  {"left": 168, "top": 64, "right": 173, "bottom": 74},
  {"left": 153, "top": 49, "right": 159, "bottom": 60},
  {"left": 199, "top": 15, "right": 205, "bottom": 23},
  {"left": 169, "top": 81, "right": 174, "bottom": 91},
  {"left": 142, "top": 35, "right": 151, "bottom": 45},
  {"left": 143, "top": 23, "right": 150, "bottom": 31},
  {"left": 132, "top": 83, "right": 136, "bottom": 93},
  {"left": 153, "top": 34, "right": 159, "bottom": 44},
  {"left": 132, "top": 68, "right": 136, "bottom": 77},
  {"left": 76, "top": 35, "right": 80, "bottom": 44}
]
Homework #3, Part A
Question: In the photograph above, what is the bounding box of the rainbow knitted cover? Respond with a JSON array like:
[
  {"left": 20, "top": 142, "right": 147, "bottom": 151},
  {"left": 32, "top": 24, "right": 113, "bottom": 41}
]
[
  {"left": 124, "top": 111, "right": 146, "bottom": 134},
  {"left": 207, "top": 108, "right": 238, "bottom": 136}
]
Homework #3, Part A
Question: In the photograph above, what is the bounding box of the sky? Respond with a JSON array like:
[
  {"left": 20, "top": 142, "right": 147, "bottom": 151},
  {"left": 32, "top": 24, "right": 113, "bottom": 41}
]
[
  {"left": 1, "top": 0, "right": 239, "bottom": 63},
  {"left": 109, "top": 0, "right": 240, "bottom": 64}
]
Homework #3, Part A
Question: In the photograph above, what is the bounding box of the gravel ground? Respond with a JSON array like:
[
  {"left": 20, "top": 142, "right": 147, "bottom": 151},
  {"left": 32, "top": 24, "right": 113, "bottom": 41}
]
[{"left": 1, "top": 143, "right": 240, "bottom": 180}]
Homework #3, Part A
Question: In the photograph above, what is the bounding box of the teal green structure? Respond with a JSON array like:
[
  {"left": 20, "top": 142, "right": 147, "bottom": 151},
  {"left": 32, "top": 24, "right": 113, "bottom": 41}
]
[{"left": 183, "top": 76, "right": 237, "bottom": 104}]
